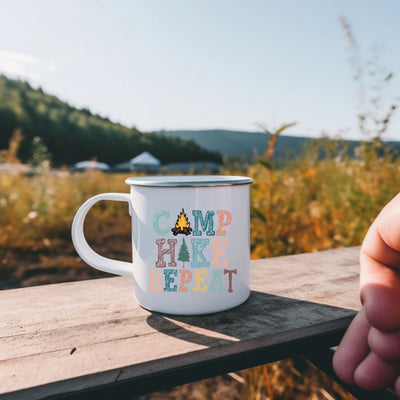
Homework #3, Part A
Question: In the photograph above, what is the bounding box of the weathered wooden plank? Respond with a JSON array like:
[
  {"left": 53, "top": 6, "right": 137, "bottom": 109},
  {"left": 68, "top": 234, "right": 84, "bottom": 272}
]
[
  {"left": 10, "top": 317, "right": 354, "bottom": 400},
  {"left": 1, "top": 247, "right": 360, "bottom": 337},
  {"left": 1, "top": 301, "right": 354, "bottom": 399},
  {"left": 0, "top": 278, "right": 139, "bottom": 336},
  {"left": 250, "top": 246, "right": 361, "bottom": 310},
  {"left": 0, "top": 247, "right": 361, "bottom": 399}
]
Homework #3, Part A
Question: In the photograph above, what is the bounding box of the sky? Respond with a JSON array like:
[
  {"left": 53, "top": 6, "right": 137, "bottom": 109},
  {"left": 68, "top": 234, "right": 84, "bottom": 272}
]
[{"left": 0, "top": 0, "right": 399, "bottom": 140}]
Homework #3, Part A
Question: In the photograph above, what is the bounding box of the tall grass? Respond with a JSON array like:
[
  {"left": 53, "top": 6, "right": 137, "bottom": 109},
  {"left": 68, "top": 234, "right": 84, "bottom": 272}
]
[
  {"left": 248, "top": 145, "right": 400, "bottom": 259},
  {"left": 0, "top": 170, "right": 130, "bottom": 251},
  {"left": 1, "top": 146, "right": 400, "bottom": 265},
  {"left": 1, "top": 146, "right": 400, "bottom": 399}
]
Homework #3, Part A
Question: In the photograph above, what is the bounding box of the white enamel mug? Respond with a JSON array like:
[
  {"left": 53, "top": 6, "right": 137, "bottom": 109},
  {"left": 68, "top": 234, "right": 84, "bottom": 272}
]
[{"left": 71, "top": 175, "right": 252, "bottom": 315}]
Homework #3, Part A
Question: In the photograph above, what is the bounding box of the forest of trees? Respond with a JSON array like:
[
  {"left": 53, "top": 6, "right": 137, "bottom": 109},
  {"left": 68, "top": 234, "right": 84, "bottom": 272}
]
[{"left": 0, "top": 75, "right": 222, "bottom": 166}]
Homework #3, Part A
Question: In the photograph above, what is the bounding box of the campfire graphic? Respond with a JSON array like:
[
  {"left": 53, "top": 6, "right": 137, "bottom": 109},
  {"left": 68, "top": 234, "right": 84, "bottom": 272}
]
[{"left": 171, "top": 208, "right": 193, "bottom": 236}]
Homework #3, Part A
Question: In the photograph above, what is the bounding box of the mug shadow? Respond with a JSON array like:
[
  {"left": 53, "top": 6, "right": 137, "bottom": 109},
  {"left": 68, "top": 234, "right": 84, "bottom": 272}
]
[{"left": 146, "top": 290, "right": 356, "bottom": 347}]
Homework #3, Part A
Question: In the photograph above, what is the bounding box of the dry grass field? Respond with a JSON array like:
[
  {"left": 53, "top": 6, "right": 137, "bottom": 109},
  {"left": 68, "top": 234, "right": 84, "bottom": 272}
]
[{"left": 1, "top": 144, "right": 399, "bottom": 399}]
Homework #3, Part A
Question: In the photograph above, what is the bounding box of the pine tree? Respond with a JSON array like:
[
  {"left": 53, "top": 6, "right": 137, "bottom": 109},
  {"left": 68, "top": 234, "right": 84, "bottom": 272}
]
[{"left": 178, "top": 238, "right": 190, "bottom": 268}]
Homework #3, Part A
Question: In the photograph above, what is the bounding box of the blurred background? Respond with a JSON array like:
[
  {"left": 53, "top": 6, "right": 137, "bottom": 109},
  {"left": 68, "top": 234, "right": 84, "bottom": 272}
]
[
  {"left": 1, "top": 1, "right": 399, "bottom": 398},
  {"left": 0, "top": 0, "right": 399, "bottom": 138}
]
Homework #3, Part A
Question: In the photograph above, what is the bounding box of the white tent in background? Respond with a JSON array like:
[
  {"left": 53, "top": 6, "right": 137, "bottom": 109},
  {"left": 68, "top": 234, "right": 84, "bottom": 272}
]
[
  {"left": 73, "top": 160, "right": 111, "bottom": 172},
  {"left": 129, "top": 151, "right": 161, "bottom": 173}
]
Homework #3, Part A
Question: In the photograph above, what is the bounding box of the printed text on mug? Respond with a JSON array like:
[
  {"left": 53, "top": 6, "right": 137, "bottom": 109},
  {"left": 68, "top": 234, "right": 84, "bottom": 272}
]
[{"left": 148, "top": 209, "right": 238, "bottom": 293}]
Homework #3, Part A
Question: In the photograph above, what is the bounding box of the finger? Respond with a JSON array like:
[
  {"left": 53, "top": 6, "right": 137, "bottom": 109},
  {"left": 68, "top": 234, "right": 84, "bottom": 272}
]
[
  {"left": 360, "top": 214, "right": 400, "bottom": 331},
  {"left": 395, "top": 375, "right": 400, "bottom": 397},
  {"left": 368, "top": 326, "right": 400, "bottom": 362},
  {"left": 333, "top": 308, "right": 370, "bottom": 385},
  {"left": 361, "top": 278, "right": 400, "bottom": 332},
  {"left": 354, "top": 351, "right": 400, "bottom": 391},
  {"left": 361, "top": 193, "right": 400, "bottom": 269},
  {"left": 376, "top": 193, "right": 400, "bottom": 253},
  {"left": 360, "top": 195, "right": 400, "bottom": 329}
]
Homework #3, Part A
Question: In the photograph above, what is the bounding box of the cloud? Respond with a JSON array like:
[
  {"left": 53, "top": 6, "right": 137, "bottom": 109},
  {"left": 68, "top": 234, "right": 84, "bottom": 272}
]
[{"left": 0, "top": 49, "right": 56, "bottom": 81}]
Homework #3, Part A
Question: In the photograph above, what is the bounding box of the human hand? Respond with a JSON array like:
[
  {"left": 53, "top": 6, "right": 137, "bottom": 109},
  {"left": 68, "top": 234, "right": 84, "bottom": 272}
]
[{"left": 333, "top": 193, "right": 400, "bottom": 395}]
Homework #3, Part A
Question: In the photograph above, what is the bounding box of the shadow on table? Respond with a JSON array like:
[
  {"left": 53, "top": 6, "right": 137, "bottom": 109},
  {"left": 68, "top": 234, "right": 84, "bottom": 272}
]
[{"left": 146, "top": 290, "right": 356, "bottom": 347}]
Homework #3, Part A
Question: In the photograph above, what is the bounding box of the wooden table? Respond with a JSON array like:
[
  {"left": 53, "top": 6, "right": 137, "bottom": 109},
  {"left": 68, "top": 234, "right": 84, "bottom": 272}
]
[{"left": 1, "top": 247, "right": 362, "bottom": 399}]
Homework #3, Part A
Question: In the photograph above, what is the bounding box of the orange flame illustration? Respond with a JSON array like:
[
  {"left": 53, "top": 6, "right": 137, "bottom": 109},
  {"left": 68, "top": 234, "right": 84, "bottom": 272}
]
[
  {"left": 171, "top": 208, "right": 192, "bottom": 236},
  {"left": 175, "top": 209, "right": 190, "bottom": 230}
]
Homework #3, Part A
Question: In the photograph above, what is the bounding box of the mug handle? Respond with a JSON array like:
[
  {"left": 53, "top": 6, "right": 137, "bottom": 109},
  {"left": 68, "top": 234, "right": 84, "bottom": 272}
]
[{"left": 71, "top": 193, "right": 133, "bottom": 277}]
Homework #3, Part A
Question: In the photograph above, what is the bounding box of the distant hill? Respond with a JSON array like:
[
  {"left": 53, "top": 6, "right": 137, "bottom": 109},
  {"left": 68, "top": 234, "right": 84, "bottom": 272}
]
[
  {"left": 2, "top": 75, "right": 398, "bottom": 168},
  {"left": 0, "top": 76, "right": 222, "bottom": 166},
  {"left": 154, "top": 129, "right": 400, "bottom": 162},
  {"left": 154, "top": 129, "right": 303, "bottom": 160}
]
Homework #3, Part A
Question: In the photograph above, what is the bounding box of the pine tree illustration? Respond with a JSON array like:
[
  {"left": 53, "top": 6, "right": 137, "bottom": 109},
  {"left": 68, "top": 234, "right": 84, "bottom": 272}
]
[{"left": 178, "top": 237, "right": 190, "bottom": 268}]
